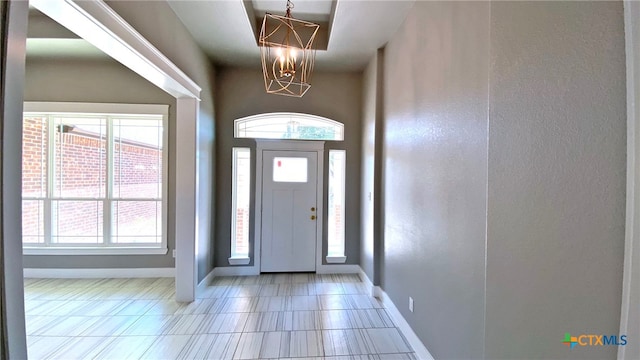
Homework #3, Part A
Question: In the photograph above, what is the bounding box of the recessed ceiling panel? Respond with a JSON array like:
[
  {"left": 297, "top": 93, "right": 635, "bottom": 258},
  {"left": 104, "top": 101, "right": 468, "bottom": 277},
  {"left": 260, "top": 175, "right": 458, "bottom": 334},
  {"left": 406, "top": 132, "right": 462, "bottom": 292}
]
[
  {"left": 248, "top": 0, "right": 334, "bottom": 51},
  {"left": 252, "top": 0, "right": 333, "bottom": 17}
]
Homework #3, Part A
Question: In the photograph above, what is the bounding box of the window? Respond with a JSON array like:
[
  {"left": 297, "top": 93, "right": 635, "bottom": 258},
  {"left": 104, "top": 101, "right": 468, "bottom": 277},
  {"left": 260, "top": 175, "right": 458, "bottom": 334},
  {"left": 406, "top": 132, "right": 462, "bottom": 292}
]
[
  {"left": 235, "top": 113, "right": 344, "bottom": 140},
  {"left": 327, "top": 150, "right": 346, "bottom": 262},
  {"left": 230, "top": 147, "right": 251, "bottom": 265},
  {"left": 22, "top": 102, "right": 168, "bottom": 254},
  {"left": 273, "top": 157, "right": 308, "bottom": 183}
]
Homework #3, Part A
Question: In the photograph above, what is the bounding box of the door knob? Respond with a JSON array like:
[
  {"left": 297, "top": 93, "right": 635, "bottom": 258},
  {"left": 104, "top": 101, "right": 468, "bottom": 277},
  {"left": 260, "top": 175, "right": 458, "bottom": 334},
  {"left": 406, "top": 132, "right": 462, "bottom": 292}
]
[{"left": 311, "top": 215, "right": 316, "bottom": 220}]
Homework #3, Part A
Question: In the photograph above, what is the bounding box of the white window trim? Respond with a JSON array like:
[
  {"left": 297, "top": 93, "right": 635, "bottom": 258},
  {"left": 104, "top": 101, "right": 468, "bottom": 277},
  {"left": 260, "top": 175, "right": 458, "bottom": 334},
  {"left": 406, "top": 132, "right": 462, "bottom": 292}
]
[
  {"left": 229, "top": 147, "right": 250, "bottom": 265},
  {"left": 22, "top": 102, "right": 169, "bottom": 255},
  {"left": 326, "top": 256, "right": 347, "bottom": 264},
  {"left": 228, "top": 257, "right": 250, "bottom": 265},
  {"left": 24, "top": 102, "right": 169, "bottom": 116},
  {"left": 23, "top": 247, "right": 168, "bottom": 256}
]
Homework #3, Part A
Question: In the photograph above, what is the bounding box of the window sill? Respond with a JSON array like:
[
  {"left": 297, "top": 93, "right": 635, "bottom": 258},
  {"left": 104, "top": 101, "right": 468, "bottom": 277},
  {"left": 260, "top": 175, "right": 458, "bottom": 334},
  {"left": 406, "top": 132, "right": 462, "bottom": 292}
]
[
  {"left": 23, "top": 247, "right": 168, "bottom": 256},
  {"left": 326, "top": 256, "right": 347, "bottom": 264},
  {"left": 228, "top": 257, "right": 251, "bottom": 265}
]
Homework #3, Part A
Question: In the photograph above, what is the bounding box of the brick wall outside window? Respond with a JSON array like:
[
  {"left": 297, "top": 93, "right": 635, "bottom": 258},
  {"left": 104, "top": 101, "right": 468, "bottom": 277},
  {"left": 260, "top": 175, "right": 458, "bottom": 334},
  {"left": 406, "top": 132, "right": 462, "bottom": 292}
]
[{"left": 22, "top": 116, "right": 163, "bottom": 245}]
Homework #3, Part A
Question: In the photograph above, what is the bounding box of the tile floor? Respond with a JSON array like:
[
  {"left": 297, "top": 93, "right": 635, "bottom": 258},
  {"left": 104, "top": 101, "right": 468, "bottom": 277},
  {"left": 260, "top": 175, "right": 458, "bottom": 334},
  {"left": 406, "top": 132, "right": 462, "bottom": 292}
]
[{"left": 24, "top": 273, "right": 417, "bottom": 360}]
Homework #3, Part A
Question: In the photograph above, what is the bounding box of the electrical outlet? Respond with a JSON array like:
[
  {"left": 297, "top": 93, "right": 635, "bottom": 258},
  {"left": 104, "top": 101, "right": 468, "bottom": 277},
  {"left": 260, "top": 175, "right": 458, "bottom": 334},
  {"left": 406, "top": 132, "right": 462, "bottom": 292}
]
[
  {"left": 409, "top": 297, "right": 414, "bottom": 312},
  {"left": 172, "top": 249, "right": 176, "bottom": 258}
]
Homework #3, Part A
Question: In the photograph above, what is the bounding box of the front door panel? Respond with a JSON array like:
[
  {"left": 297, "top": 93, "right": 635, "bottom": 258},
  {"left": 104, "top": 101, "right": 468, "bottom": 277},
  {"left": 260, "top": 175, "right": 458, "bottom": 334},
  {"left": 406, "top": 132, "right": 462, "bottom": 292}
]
[{"left": 261, "top": 151, "right": 317, "bottom": 272}]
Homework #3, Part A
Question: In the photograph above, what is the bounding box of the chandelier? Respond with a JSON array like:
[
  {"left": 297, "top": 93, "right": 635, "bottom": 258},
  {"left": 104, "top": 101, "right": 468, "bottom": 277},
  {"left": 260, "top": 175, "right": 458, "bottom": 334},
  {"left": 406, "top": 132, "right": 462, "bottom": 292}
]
[{"left": 259, "top": 0, "right": 319, "bottom": 97}]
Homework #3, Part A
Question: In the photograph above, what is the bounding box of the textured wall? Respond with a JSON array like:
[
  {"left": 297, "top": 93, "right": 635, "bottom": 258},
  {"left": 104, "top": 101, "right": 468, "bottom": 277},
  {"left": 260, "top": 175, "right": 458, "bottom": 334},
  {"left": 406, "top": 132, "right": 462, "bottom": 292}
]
[
  {"left": 379, "top": 1, "right": 627, "bottom": 357},
  {"left": 485, "top": 2, "right": 626, "bottom": 359},
  {"left": 382, "top": 2, "right": 490, "bottom": 358},
  {"left": 23, "top": 59, "right": 176, "bottom": 269},
  {"left": 214, "top": 67, "right": 362, "bottom": 268}
]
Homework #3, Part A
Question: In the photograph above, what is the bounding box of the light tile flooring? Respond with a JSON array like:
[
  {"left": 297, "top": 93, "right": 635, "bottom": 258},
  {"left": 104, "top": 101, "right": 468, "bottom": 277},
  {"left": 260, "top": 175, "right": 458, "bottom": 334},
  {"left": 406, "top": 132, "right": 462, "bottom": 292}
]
[{"left": 24, "top": 273, "right": 416, "bottom": 360}]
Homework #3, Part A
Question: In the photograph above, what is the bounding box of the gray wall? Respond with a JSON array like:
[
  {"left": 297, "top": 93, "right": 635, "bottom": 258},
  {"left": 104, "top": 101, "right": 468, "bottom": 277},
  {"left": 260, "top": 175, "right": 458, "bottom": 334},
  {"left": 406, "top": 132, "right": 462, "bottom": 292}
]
[
  {"left": 360, "top": 54, "right": 377, "bottom": 281},
  {"left": 376, "top": 1, "right": 627, "bottom": 359},
  {"left": 22, "top": 59, "right": 177, "bottom": 269},
  {"left": 485, "top": 2, "right": 626, "bottom": 359},
  {"left": 102, "top": 1, "right": 217, "bottom": 282},
  {"left": 381, "top": 2, "right": 490, "bottom": 358},
  {"left": 360, "top": 49, "right": 385, "bottom": 285},
  {"left": 214, "top": 67, "right": 362, "bottom": 268}
]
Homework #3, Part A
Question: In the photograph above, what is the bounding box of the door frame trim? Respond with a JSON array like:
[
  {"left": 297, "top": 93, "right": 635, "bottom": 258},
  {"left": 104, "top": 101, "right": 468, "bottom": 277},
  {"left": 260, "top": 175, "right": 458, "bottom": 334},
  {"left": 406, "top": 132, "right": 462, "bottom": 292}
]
[{"left": 255, "top": 140, "right": 325, "bottom": 273}]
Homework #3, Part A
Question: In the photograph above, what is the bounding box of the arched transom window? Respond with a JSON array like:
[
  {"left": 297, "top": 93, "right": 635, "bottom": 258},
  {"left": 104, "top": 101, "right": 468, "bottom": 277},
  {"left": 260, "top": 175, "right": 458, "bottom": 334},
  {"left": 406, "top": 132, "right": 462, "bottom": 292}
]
[{"left": 234, "top": 112, "right": 344, "bottom": 141}]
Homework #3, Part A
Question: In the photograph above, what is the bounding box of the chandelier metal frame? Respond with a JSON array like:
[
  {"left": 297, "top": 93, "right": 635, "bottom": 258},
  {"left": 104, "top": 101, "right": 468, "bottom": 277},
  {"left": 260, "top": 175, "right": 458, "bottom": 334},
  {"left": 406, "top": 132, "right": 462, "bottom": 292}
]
[{"left": 259, "top": 0, "right": 320, "bottom": 97}]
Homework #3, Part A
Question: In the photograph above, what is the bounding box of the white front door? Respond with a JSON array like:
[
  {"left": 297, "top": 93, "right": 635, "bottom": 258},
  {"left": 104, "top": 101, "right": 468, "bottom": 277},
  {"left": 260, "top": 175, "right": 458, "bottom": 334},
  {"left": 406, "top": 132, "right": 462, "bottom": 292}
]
[{"left": 261, "top": 150, "right": 318, "bottom": 272}]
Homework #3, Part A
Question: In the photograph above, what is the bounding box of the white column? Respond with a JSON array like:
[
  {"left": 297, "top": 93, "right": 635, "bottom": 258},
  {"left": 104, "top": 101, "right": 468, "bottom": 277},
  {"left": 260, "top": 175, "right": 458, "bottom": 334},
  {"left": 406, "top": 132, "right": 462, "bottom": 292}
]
[
  {"left": 175, "top": 98, "right": 199, "bottom": 302},
  {"left": 2, "top": 0, "right": 28, "bottom": 357}
]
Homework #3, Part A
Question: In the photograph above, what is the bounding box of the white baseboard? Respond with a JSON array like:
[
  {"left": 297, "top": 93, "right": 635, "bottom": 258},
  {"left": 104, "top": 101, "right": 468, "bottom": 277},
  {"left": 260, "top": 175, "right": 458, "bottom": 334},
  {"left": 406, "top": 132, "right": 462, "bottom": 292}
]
[
  {"left": 358, "top": 267, "right": 378, "bottom": 298},
  {"left": 379, "top": 289, "right": 435, "bottom": 360},
  {"left": 196, "top": 269, "right": 216, "bottom": 295},
  {"left": 209, "top": 264, "right": 361, "bottom": 277},
  {"left": 198, "top": 270, "right": 216, "bottom": 289},
  {"left": 358, "top": 266, "right": 433, "bottom": 359},
  {"left": 212, "top": 266, "right": 260, "bottom": 277},
  {"left": 23, "top": 267, "right": 175, "bottom": 278},
  {"left": 316, "top": 264, "right": 361, "bottom": 274}
]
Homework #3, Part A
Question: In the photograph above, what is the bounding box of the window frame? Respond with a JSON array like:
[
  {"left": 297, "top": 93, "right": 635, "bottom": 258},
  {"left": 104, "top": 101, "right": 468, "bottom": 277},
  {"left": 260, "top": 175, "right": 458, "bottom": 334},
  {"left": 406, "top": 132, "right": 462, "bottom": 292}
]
[
  {"left": 231, "top": 112, "right": 346, "bottom": 269},
  {"left": 234, "top": 112, "right": 344, "bottom": 141},
  {"left": 22, "top": 102, "right": 169, "bottom": 255}
]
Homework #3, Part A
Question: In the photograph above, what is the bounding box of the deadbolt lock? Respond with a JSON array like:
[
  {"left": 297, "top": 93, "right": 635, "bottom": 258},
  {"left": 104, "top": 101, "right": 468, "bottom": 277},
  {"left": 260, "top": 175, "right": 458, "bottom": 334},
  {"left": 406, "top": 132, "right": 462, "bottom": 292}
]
[{"left": 311, "top": 207, "right": 316, "bottom": 212}]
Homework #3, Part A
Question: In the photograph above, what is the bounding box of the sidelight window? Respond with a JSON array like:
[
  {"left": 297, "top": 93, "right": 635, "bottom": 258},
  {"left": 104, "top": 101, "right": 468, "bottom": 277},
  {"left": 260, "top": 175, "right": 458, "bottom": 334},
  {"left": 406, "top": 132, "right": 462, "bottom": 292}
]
[
  {"left": 327, "top": 150, "right": 346, "bottom": 262},
  {"left": 230, "top": 147, "right": 251, "bottom": 264}
]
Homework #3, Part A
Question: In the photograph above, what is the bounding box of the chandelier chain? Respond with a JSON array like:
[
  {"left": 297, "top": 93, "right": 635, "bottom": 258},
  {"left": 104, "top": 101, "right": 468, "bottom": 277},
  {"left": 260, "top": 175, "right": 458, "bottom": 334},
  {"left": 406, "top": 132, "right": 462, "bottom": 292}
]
[{"left": 286, "top": 0, "right": 294, "bottom": 17}]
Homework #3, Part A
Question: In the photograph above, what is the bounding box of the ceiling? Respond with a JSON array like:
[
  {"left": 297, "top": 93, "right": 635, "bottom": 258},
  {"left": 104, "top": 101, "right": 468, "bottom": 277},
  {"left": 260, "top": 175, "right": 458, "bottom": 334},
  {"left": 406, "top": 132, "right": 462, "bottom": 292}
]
[
  {"left": 251, "top": 0, "right": 333, "bottom": 22},
  {"left": 26, "top": 8, "right": 108, "bottom": 61},
  {"left": 26, "top": 38, "right": 107, "bottom": 60},
  {"left": 167, "top": 0, "right": 415, "bottom": 71},
  {"left": 26, "top": 1, "right": 415, "bottom": 72}
]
